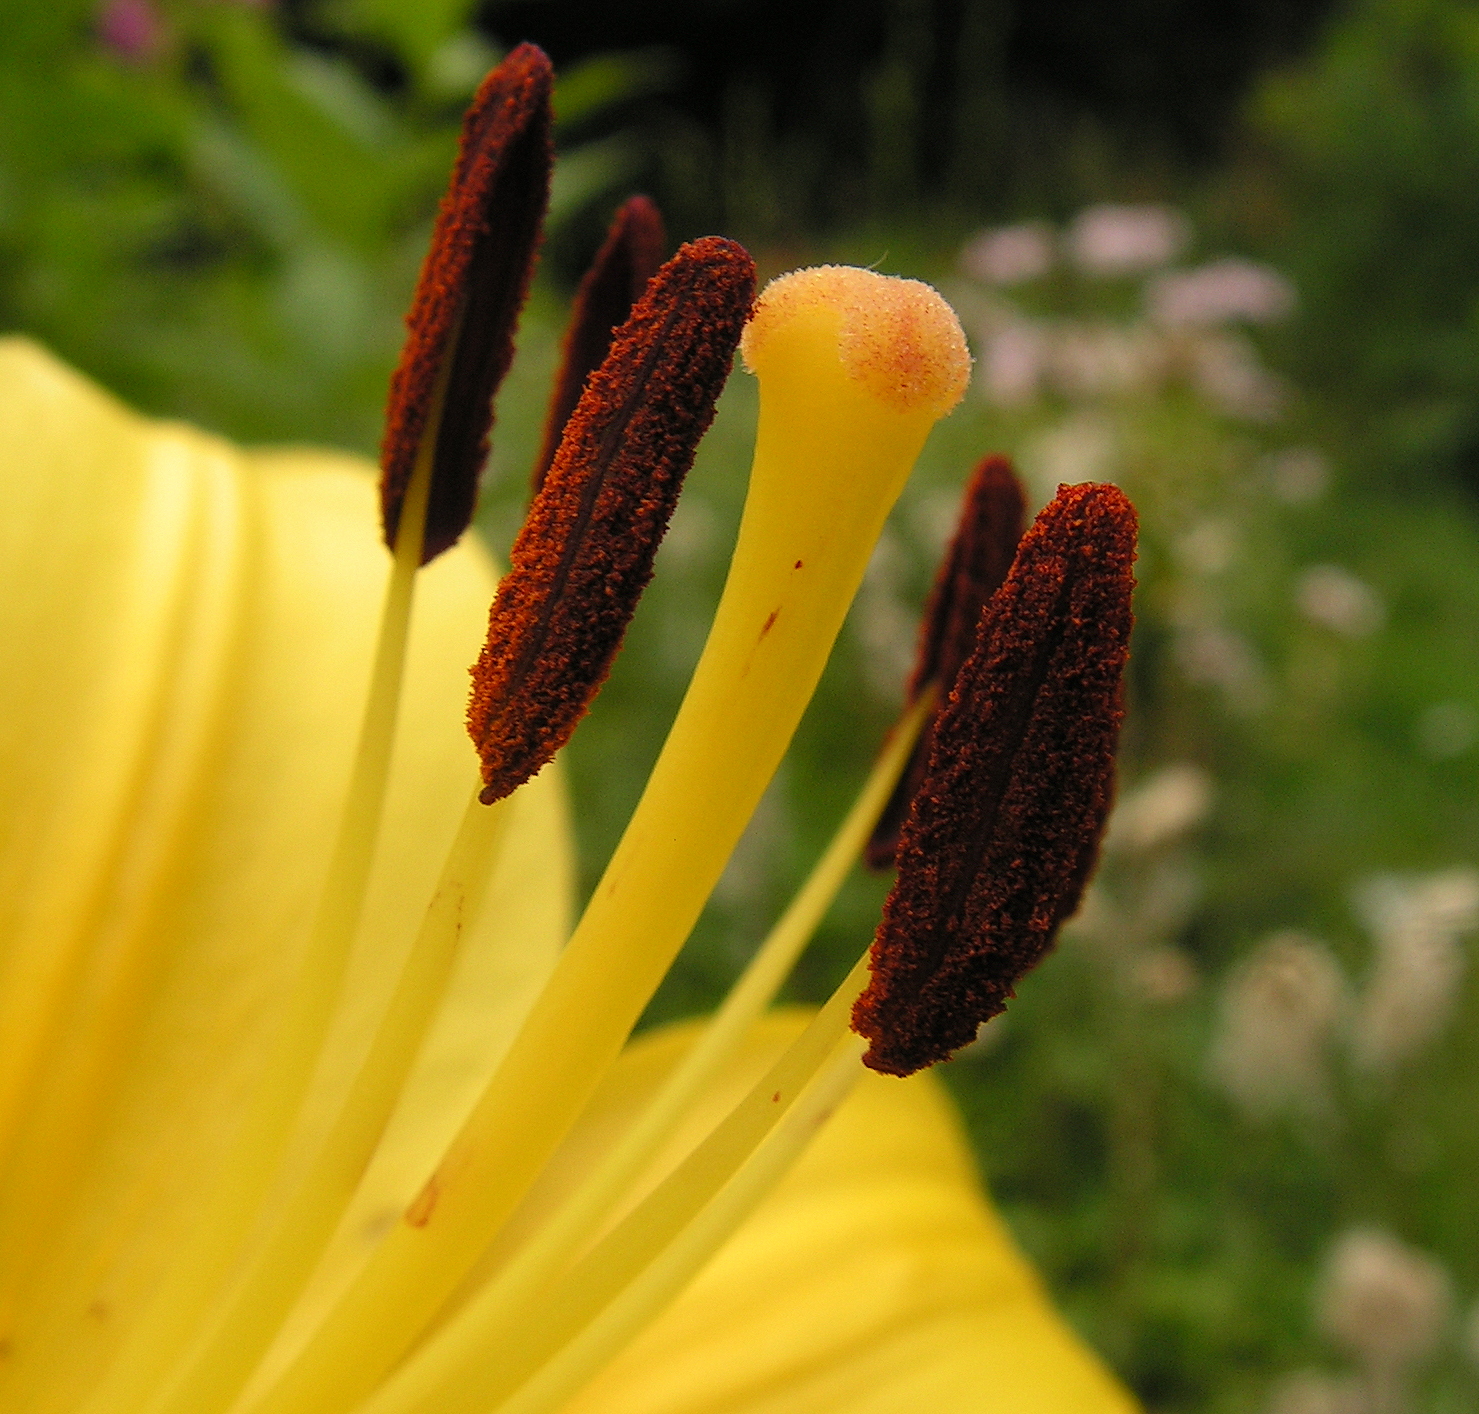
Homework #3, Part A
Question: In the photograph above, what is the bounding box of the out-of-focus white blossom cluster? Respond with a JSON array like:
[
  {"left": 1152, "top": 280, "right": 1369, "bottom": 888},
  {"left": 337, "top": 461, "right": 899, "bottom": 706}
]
[
  {"left": 1210, "top": 869, "right": 1479, "bottom": 1124},
  {"left": 1297, "top": 565, "right": 1386, "bottom": 639},
  {"left": 1349, "top": 870, "right": 1479, "bottom": 1072},
  {"left": 1210, "top": 932, "right": 1347, "bottom": 1120},
  {"left": 1267, "top": 1229, "right": 1454, "bottom": 1414},
  {"left": 956, "top": 204, "right": 1295, "bottom": 423},
  {"left": 1069, "top": 762, "right": 1215, "bottom": 1005}
]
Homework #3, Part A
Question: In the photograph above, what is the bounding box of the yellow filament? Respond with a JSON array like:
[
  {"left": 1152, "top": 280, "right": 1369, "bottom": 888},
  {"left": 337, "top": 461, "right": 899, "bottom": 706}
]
[
  {"left": 135, "top": 789, "right": 513, "bottom": 1414},
  {"left": 241, "top": 269, "right": 966, "bottom": 1414},
  {"left": 77, "top": 428, "right": 436, "bottom": 1414},
  {"left": 365, "top": 954, "right": 872, "bottom": 1414},
  {"left": 491, "top": 1040, "right": 866, "bottom": 1414},
  {"left": 351, "top": 696, "right": 929, "bottom": 1414}
]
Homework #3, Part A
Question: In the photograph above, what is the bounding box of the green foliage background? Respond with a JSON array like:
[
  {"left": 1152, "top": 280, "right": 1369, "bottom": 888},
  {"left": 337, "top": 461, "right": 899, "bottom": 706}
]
[{"left": 7, "top": 1, "right": 1479, "bottom": 1410}]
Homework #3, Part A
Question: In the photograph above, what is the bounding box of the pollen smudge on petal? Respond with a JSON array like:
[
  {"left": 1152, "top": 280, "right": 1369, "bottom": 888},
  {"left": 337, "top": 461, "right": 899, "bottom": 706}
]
[
  {"left": 468, "top": 237, "right": 756, "bottom": 804},
  {"left": 853, "top": 482, "right": 1137, "bottom": 1076},
  {"left": 531, "top": 195, "right": 667, "bottom": 494},
  {"left": 381, "top": 43, "right": 553, "bottom": 564},
  {"left": 865, "top": 454, "right": 1026, "bottom": 869}
]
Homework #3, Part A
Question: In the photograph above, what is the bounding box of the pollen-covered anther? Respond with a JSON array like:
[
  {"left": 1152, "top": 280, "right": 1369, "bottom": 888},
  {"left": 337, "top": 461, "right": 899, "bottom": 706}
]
[
  {"left": 852, "top": 482, "right": 1138, "bottom": 1076},
  {"left": 866, "top": 454, "right": 1026, "bottom": 869},
  {"left": 380, "top": 43, "right": 553, "bottom": 564},
  {"left": 530, "top": 195, "right": 667, "bottom": 494},
  {"left": 468, "top": 237, "right": 756, "bottom": 804}
]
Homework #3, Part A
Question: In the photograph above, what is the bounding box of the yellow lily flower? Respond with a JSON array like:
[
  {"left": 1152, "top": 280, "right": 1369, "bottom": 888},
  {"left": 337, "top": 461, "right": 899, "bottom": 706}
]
[
  {"left": 0, "top": 330, "right": 1134, "bottom": 1413},
  {"left": 0, "top": 44, "right": 1140, "bottom": 1414}
]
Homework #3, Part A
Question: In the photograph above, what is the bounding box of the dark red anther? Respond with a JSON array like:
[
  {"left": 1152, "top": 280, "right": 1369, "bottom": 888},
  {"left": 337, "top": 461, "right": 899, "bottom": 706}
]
[
  {"left": 852, "top": 482, "right": 1137, "bottom": 1076},
  {"left": 865, "top": 455, "right": 1026, "bottom": 869},
  {"left": 531, "top": 195, "right": 668, "bottom": 494},
  {"left": 380, "top": 44, "right": 553, "bottom": 564},
  {"left": 468, "top": 237, "right": 755, "bottom": 804}
]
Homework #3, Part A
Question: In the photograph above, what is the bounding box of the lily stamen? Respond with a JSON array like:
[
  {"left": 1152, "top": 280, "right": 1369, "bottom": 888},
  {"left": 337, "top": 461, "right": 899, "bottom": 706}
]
[
  {"left": 470, "top": 237, "right": 755, "bottom": 804},
  {"left": 59, "top": 48, "right": 556, "bottom": 1412},
  {"left": 346, "top": 692, "right": 934, "bottom": 1414},
  {"left": 531, "top": 195, "right": 667, "bottom": 494},
  {"left": 867, "top": 453, "right": 1027, "bottom": 869},
  {"left": 854, "top": 482, "right": 1138, "bottom": 1076},
  {"left": 381, "top": 43, "right": 553, "bottom": 563},
  {"left": 0, "top": 43, "right": 1144, "bottom": 1414}
]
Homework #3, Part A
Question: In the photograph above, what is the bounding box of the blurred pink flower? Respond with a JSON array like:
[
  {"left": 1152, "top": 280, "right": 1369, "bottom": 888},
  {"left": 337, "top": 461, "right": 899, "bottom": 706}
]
[
  {"left": 1067, "top": 204, "right": 1189, "bottom": 276},
  {"left": 977, "top": 320, "right": 1048, "bottom": 405},
  {"left": 960, "top": 222, "right": 1055, "bottom": 285},
  {"left": 1149, "top": 258, "right": 1296, "bottom": 328},
  {"left": 96, "top": 0, "right": 164, "bottom": 61}
]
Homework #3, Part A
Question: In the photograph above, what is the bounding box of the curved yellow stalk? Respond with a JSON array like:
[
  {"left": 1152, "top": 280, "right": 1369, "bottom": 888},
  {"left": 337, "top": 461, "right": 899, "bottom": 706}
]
[
  {"left": 350, "top": 693, "right": 932, "bottom": 1414},
  {"left": 133, "top": 790, "right": 513, "bottom": 1414},
  {"left": 490, "top": 1037, "right": 868, "bottom": 1414}
]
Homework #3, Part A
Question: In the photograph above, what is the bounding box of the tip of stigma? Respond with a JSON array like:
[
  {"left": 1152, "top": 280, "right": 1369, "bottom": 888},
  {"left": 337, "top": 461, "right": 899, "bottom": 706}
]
[{"left": 740, "top": 265, "right": 971, "bottom": 417}]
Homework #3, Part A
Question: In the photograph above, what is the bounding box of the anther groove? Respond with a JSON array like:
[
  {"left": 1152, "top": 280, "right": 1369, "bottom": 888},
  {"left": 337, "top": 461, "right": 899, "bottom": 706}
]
[
  {"left": 853, "top": 482, "right": 1137, "bottom": 1075},
  {"left": 468, "top": 237, "right": 755, "bottom": 804}
]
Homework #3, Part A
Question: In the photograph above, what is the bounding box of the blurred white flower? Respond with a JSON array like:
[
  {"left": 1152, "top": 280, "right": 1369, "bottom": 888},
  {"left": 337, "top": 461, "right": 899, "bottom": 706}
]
[
  {"left": 1188, "top": 331, "right": 1287, "bottom": 420},
  {"left": 1265, "top": 448, "right": 1331, "bottom": 504},
  {"left": 1264, "top": 1370, "right": 1366, "bottom": 1414},
  {"left": 1297, "top": 566, "right": 1385, "bottom": 638},
  {"left": 657, "top": 493, "right": 719, "bottom": 570},
  {"left": 1176, "top": 623, "right": 1271, "bottom": 713},
  {"left": 1415, "top": 701, "right": 1477, "bottom": 759},
  {"left": 1148, "top": 258, "right": 1296, "bottom": 328},
  {"left": 1209, "top": 932, "right": 1347, "bottom": 1119},
  {"left": 1050, "top": 323, "right": 1166, "bottom": 398},
  {"left": 1130, "top": 947, "right": 1199, "bottom": 1004},
  {"left": 908, "top": 485, "right": 970, "bottom": 558},
  {"left": 1141, "top": 860, "right": 1205, "bottom": 934},
  {"left": 1317, "top": 1229, "right": 1451, "bottom": 1374},
  {"left": 1350, "top": 870, "right": 1479, "bottom": 1072},
  {"left": 1175, "top": 518, "right": 1239, "bottom": 576},
  {"left": 1067, "top": 204, "right": 1190, "bottom": 275},
  {"left": 853, "top": 527, "right": 918, "bottom": 700},
  {"left": 977, "top": 320, "right": 1049, "bottom": 406},
  {"left": 960, "top": 222, "right": 1055, "bottom": 285},
  {"left": 1065, "top": 881, "right": 1120, "bottom": 941},
  {"left": 1022, "top": 414, "right": 1118, "bottom": 498},
  {"left": 1106, "top": 763, "right": 1214, "bottom": 855}
]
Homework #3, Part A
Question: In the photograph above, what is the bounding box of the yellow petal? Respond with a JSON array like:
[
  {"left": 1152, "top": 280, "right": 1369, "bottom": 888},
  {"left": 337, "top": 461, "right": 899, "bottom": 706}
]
[
  {"left": 554, "top": 1014, "right": 1136, "bottom": 1414},
  {"left": 0, "top": 339, "right": 571, "bottom": 1406}
]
